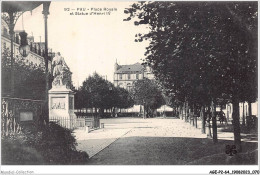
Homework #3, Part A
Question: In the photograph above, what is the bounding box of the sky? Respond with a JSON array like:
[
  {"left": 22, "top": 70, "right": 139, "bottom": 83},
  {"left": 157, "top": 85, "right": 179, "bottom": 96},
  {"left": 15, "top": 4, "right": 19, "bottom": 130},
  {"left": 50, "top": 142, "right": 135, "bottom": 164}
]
[{"left": 15, "top": 1, "right": 150, "bottom": 87}]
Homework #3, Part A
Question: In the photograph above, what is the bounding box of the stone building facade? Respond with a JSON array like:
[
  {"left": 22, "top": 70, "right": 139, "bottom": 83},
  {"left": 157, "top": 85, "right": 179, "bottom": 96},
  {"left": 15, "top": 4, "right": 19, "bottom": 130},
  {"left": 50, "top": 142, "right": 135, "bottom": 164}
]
[
  {"left": 113, "top": 62, "right": 154, "bottom": 90},
  {"left": 1, "top": 19, "right": 52, "bottom": 70}
]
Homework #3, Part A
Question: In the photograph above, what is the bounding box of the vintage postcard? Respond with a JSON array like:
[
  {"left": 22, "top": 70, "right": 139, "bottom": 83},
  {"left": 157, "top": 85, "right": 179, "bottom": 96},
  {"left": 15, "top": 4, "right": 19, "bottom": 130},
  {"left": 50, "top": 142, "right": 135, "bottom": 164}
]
[{"left": 1, "top": 1, "right": 259, "bottom": 174}]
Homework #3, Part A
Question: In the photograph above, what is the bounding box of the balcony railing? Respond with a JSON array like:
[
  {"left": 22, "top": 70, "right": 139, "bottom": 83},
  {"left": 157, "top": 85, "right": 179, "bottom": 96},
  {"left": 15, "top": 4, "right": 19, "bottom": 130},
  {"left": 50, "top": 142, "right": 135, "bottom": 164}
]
[
  {"left": 30, "top": 43, "right": 45, "bottom": 57},
  {"left": 2, "top": 33, "right": 54, "bottom": 60}
]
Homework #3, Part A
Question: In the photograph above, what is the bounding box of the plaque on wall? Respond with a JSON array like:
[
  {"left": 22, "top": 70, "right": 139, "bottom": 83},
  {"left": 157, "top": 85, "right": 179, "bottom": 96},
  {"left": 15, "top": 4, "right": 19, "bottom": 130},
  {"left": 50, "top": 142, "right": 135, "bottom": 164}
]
[{"left": 20, "top": 111, "right": 33, "bottom": 121}]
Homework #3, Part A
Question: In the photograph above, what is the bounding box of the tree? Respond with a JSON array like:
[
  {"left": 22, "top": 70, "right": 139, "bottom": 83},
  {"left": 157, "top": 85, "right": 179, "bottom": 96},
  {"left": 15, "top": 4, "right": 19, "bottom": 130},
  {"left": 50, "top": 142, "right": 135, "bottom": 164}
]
[
  {"left": 125, "top": 1, "right": 257, "bottom": 149},
  {"left": 74, "top": 88, "right": 85, "bottom": 112},
  {"left": 131, "top": 78, "right": 164, "bottom": 118},
  {"left": 114, "top": 86, "right": 134, "bottom": 109},
  {"left": 1, "top": 46, "right": 52, "bottom": 100},
  {"left": 107, "top": 86, "right": 134, "bottom": 117},
  {"left": 76, "top": 73, "right": 134, "bottom": 118}
]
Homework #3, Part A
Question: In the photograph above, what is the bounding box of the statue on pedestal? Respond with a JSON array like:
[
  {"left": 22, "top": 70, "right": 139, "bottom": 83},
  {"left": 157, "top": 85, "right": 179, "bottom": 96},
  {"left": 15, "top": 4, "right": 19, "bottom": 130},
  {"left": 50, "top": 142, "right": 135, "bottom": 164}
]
[
  {"left": 52, "top": 52, "right": 72, "bottom": 88},
  {"left": 49, "top": 52, "right": 76, "bottom": 129}
]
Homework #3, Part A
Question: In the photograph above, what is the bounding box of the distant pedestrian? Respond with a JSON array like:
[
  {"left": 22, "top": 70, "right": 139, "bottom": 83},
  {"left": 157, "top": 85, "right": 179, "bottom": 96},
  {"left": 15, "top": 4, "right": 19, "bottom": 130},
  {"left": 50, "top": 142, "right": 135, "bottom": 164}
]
[{"left": 219, "top": 111, "right": 227, "bottom": 124}]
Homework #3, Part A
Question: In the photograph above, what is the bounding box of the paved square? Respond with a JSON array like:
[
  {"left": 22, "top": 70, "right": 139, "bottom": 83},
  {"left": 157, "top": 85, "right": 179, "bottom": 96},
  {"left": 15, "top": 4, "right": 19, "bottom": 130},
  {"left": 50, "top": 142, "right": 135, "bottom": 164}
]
[{"left": 74, "top": 117, "right": 257, "bottom": 165}]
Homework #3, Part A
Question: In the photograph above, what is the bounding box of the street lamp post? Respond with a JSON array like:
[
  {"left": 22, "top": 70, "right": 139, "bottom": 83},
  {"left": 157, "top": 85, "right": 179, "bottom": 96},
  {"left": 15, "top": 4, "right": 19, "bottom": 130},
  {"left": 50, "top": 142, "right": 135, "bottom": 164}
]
[
  {"left": 9, "top": 14, "right": 15, "bottom": 97},
  {"left": 42, "top": 2, "right": 51, "bottom": 123},
  {"left": 2, "top": 2, "right": 50, "bottom": 97}
]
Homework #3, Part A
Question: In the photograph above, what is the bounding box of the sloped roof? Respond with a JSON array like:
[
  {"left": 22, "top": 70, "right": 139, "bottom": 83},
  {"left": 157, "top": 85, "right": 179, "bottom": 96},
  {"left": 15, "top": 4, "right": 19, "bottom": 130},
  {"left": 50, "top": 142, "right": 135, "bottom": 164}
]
[{"left": 115, "top": 62, "right": 144, "bottom": 73}]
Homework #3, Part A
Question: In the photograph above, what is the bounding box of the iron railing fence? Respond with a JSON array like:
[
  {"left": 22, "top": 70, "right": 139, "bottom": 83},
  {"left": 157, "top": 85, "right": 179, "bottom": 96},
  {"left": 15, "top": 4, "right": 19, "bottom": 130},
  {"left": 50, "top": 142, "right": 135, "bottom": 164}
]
[
  {"left": 1, "top": 97, "right": 44, "bottom": 137},
  {"left": 49, "top": 116, "right": 95, "bottom": 130}
]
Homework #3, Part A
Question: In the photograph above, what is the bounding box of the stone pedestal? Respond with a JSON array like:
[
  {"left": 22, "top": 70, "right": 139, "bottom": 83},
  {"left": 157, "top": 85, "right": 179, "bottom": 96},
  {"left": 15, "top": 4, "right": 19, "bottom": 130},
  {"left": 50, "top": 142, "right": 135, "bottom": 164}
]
[{"left": 49, "top": 85, "right": 77, "bottom": 129}]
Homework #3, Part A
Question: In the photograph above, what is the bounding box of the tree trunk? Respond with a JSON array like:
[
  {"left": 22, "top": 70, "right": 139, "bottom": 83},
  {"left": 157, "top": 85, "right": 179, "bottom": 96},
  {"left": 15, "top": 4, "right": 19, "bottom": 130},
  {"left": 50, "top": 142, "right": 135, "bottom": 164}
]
[
  {"left": 112, "top": 107, "right": 115, "bottom": 117},
  {"left": 195, "top": 111, "right": 197, "bottom": 128},
  {"left": 245, "top": 104, "right": 248, "bottom": 117},
  {"left": 175, "top": 107, "right": 177, "bottom": 117},
  {"left": 181, "top": 104, "right": 184, "bottom": 120},
  {"left": 242, "top": 102, "right": 245, "bottom": 126},
  {"left": 248, "top": 102, "right": 252, "bottom": 116},
  {"left": 180, "top": 106, "right": 183, "bottom": 119},
  {"left": 192, "top": 112, "right": 195, "bottom": 126},
  {"left": 185, "top": 102, "right": 189, "bottom": 122},
  {"left": 201, "top": 106, "right": 206, "bottom": 134},
  {"left": 143, "top": 105, "right": 146, "bottom": 119},
  {"left": 212, "top": 100, "right": 218, "bottom": 143},
  {"left": 189, "top": 110, "right": 192, "bottom": 124},
  {"left": 94, "top": 108, "right": 98, "bottom": 128},
  {"left": 80, "top": 108, "right": 82, "bottom": 117},
  {"left": 233, "top": 95, "right": 242, "bottom": 152},
  {"left": 192, "top": 105, "right": 195, "bottom": 126},
  {"left": 206, "top": 106, "right": 212, "bottom": 138},
  {"left": 189, "top": 106, "right": 193, "bottom": 125},
  {"left": 99, "top": 108, "right": 104, "bottom": 118},
  {"left": 184, "top": 103, "right": 186, "bottom": 121}
]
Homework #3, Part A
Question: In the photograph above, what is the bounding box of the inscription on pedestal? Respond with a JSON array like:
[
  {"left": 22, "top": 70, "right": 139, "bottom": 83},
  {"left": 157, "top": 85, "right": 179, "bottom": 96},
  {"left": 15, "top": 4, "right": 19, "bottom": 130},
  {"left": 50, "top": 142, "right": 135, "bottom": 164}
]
[
  {"left": 49, "top": 86, "right": 77, "bottom": 129},
  {"left": 51, "top": 97, "right": 66, "bottom": 110}
]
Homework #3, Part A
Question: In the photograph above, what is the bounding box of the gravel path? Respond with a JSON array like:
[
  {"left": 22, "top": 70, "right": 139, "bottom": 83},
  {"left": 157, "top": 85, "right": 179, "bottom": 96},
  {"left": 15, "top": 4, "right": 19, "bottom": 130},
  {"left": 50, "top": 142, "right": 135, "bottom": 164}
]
[{"left": 85, "top": 117, "right": 257, "bottom": 165}]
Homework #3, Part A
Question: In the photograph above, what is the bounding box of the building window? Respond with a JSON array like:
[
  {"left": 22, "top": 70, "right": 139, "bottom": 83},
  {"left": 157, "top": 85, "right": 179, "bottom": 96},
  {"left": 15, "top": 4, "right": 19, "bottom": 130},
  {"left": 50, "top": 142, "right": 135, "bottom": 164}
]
[
  {"left": 136, "top": 74, "right": 139, "bottom": 79},
  {"left": 119, "top": 74, "right": 122, "bottom": 80},
  {"left": 128, "top": 74, "right": 131, "bottom": 80},
  {"left": 127, "top": 83, "right": 132, "bottom": 91}
]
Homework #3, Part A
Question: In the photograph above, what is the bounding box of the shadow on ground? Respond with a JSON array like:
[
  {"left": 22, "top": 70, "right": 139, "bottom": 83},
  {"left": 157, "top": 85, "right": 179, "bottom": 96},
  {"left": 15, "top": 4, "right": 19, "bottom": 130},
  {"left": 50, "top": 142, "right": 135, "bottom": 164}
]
[
  {"left": 87, "top": 137, "right": 257, "bottom": 165},
  {"left": 218, "top": 124, "right": 258, "bottom": 142},
  {"left": 218, "top": 124, "right": 258, "bottom": 134}
]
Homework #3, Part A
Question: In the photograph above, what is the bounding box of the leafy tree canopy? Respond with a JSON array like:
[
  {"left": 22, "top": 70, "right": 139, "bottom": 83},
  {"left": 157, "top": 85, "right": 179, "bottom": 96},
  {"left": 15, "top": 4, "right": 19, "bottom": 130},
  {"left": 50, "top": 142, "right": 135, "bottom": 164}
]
[
  {"left": 125, "top": 1, "right": 257, "bottom": 105},
  {"left": 76, "top": 72, "right": 134, "bottom": 111},
  {"left": 2, "top": 47, "right": 51, "bottom": 100},
  {"left": 131, "top": 78, "right": 165, "bottom": 110}
]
